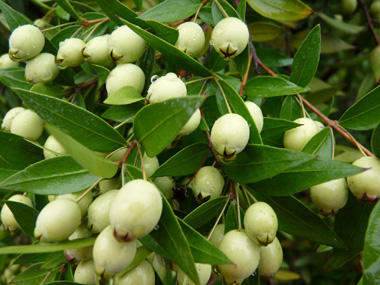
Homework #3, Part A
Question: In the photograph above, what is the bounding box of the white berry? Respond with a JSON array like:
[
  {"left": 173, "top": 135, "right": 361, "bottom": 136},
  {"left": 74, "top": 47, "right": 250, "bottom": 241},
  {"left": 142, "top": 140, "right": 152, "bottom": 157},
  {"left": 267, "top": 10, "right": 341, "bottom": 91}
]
[
  {"left": 146, "top": 73, "right": 187, "bottom": 103},
  {"left": 175, "top": 22, "right": 205, "bottom": 57},
  {"left": 1, "top": 195, "right": 33, "bottom": 232},
  {"left": 74, "top": 260, "right": 97, "bottom": 284},
  {"left": 106, "top": 63, "right": 145, "bottom": 95},
  {"left": 43, "top": 135, "right": 67, "bottom": 159},
  {"left": 0, "top": 54, "right": 18, "bottom": 68},
  {"left": 1, "top": 107, "right": 25, "bottom": 132},
  {"left": 178, "top": 108, "right": 201, "bottom": 136},
  {"left": 56, "top": 38, "right": 86, "bottom": 69},
  {"left": 177, "top": 263, "right": 212, "bottom": 285},
  {"left": 25, "top": 53, "right": 60, "bottom": 84},
  {"left": 10, "top": 109, "right": 44, "bottom": 141},
  {"left": 244, "top": 101, "right": 263, "bottom": 133},
  {"left": 115, "top": 260, "right": 155, "bottom": 285},
  {"left": 9, "top": 24, "right": 45, "bottom": 60},
  {"left": 82, "top": 35, "right": 114, "bottom": 69},
  {"left": 192, "top": 166, "right": 225, "bottom": 201},
  {"left": 259, "top": 237, "right": 283, "bottom": 279},
  {"left": 283, "top": 118, "right": 320, "bottom": 151}
]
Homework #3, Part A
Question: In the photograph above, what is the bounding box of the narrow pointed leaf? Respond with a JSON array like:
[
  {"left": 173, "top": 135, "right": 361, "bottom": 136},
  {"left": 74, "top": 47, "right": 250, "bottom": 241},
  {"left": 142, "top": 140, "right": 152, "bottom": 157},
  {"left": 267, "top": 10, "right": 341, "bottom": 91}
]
[
  {"left": 225, "top": 201, "right": 245, "bottom": 233},
  {"left": 371, "top": 123, "right": 380, "bottom": 158},
  {"left": 301, "top": 127, "right": 333, "bottom": 159},
  {"left": 0, "top": 67, "right": 33, "bottom": 90},
  {"left": 101, "top": 102, "right": 144, "bottom": 123},
  {"left": 319, "top": 13, "right": 365, "bottom": 34},
  {"left": 279, "top": 95, "right": 303, "bottom": 121},
  {"left": 6, "top": 201, "right": 39, "bottom": 236},
  {"left": 249, "top": 22, "right": 284, "bottom": 42},
  {"left": 260, "top": 117, "right": 300, "bottom": 147},
  {"left": 103, "top": 86, "right": 144, "bottom": 105},
  {"left": 55, "top": 0, "right": 81, "bottom": 20},
  {"left": 0, "top": 1, "right": 31, "bottom": 30}
]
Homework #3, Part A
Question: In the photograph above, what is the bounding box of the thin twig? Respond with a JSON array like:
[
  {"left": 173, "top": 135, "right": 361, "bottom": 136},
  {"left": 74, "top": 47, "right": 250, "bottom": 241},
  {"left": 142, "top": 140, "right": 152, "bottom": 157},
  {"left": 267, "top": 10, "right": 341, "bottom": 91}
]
[
  {"left": 241, "top": 184, "right": 258, "bottom": 203},
  {"left": 215, "top": 78, "right": 232, "bottom": 113},
  {"left": 360, "top": 0, "right": 380, "bottom": 46},
  {"left": 207, "top": 197, "right": 230, "bottom": 240},
  {"left": 118, "top": 140, "right": 138, "bottom": 166},
  {"left": 239, "top": 53, "right": 253, "bottom": 95},
  {"left": 214, "top": 0, "right": 229, "bottom": 18},
  {"left": 76, "top": 177, "right": 103, "bottom": 203},
  {"left": 235, "top": 182, "right": 242, "bottom": 230},
  {"left": 194, "top": 0, "right": 211, "bottom": 22}
]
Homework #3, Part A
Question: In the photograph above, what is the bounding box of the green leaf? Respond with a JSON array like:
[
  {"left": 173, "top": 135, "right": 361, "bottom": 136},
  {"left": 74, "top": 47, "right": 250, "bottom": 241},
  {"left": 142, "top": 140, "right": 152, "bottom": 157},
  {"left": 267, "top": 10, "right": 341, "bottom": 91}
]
[
  {"left": 279, "top": 95, "right": 303, "bottom": 121},
  {"left": 133, "top": 96, "right": 204, "bottom": 157},
  {"left": 301, "top": 127, "right": 333, "bottom": 159},
  {"left": 12, "top": 264, "right": 60, "bottom": 285},
  {"left": 6, "top": 201, "right": 39, "bottom": 236},
  {"left": 13, "top": 88, "right": 126, "bottom": 152},
  {"left": 211, "top": 0, "right": 240, "bottom": 24},
  {"left": 0, "top": 131, "right": 43, "bottom": 181},
  {"left": 118, "top": 246, "right": 152, "bottom": 276},
  {"left": 183, "top": 196, "right": 229, "bottom": 229},
  {"left": 101, "top": 102, "right": 143, "bottom": 123},
  {"left": 46, "top": 125, "right": 118, "bottom": 178},
  {"left": 249, "top": 22, "right": 284, "bottom": 42},
  {"left": 139, "top": 0, "right": 200, "bottom": 23},
  {"left": 0, "top": 67, "right": 33, "bottom": 90},
  {"left": 55, "top": 0, "right": 81, "bottom": 20},
  {"left": 225, "top": 200, "right": 244, "bottom": 233},
  {"left": 250, "top": 157, "right": 363, "bottom": 196},
  {"left": 0, "top": 1, "right": 31, "bottom": 30},
  {"left": 371, "top": 123, "right": 380, "bottom": 158},
  {"left": 319, "top": 13, "right": 365, "bottom": 34},
  {"left": 30, "top": 84, "right": 64, "bottom": 98},
  {"left": 339, "top": 85, "right": 380, "bottom": 131},
  {"left": 152, "top": 143, "right": 209, "bottom": 177},
  {"left": 150, "top": 196, "right": 199, "bottom": 284},
  {"left": 222, "top": 144, "right": 315, "bottom": 184},
  {"left": 145, "top": 20, "right": 179, "bottom": 45},
  {"left": 0, "top": 156, "right": 99, "bottom": 194},
  {"left": 250, "top": 189, "right": 347, "bottom": 249},
  {"left": 234, "top": 45, "right": 250, "bottom": 78},
  {"left": 260, "top": 117, "right": 300, "bottom": 147},
  {"left": 103, "top": 86, "right": 145, "bottom": 105},
  {"left": 179, "top": 219, "right": 231, "bottom": 264},
  {"left": 247, "top": 0, "right": 313, "bottom": 22},
  {"left": 245, "top": 76, "right": 308, "bottom": 98},
  {"left": 290, "top": 25, "right": 321, "bottom": 88}
]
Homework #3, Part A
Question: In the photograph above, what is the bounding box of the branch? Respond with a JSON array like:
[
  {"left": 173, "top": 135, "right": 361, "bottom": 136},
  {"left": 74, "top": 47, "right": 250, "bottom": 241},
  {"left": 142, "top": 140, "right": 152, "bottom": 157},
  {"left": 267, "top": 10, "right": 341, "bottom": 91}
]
[{"left": 360, "top": 0, "right": 380, "bottom": 46}]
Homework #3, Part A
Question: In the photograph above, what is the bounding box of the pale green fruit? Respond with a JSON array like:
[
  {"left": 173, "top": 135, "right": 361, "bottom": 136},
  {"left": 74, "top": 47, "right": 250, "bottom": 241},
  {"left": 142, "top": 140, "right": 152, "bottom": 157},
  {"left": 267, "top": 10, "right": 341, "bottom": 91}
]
[
  {"left": 314, "top": 121, "right": 325, "bottom": 131},
  {"left": 56, "top": 190, "right": 92, "bottom": 217},
  {"left": 283, "top": 118, "right": 320, "bottom": 151},
  {"left": 192, "top": 166, "right": 225, "bottom": 201},
  {"left": 209, "top": 224, "right": 225, "bottom": 248},
  {"left": 177, "top": 263, "right": 212, "bottom": 285},
  {"left": 56, "top": 38, "right": 86, "bottom": 69},
  {"left": 43, "top": 135, "right": 67, "bottom": 159},
  {"left": 259, "top": 237, "right": 283, "bottom": 279},
  {"left": 99, "top": 177, "right": 119, "bottom": 193},
  {"left": 218, "top": 230, "right": 261, "bottom": 284},
  {"left": 110, "top": 179, "right": 163, "bottom": 241},
  {"left": 0, "top": 54, "right": 18, "bottom": 68},
  {"left": 175, "top": 22, "right": 205, "bottom": 57},
  {"left": 143, "top": 153, "right": 160, "bottom": 178},
  {"left": 146, "top": 73, "right": 187, "bottom": 104},
  {"left": 82, "top": 35, "right": 114, "bottom": 69},
  {"left": 10, "top": 109, "right": 44, "bottom": 141},
  {"left": 74, "top": 259, "right": 97, "bottom": 284},
  {"left": 9, "top": 24, "right": 45, "bottom": 60},
  {"left": 178, "top": 109, "right": 201, "bottom": 136},
  {"left": 210, "top": 17, "right": 249, "bottom": 60},
  {"left": 370, "top": 46, "right": 380, "bottom": 82},
  {"left": 87, "top": 190, "right": 118, "bottom": 233},
  {"left": 1, "top": 195, "right": 33, "bottom": 232},
  {"left": 1, "top": 107, "right": 25, "bottom": 131},
  {"left": 147, "top": 253, "right": 167, "bottom": 281},
  {"left": 347, "top": 156, "right": 380, "bottom": 201},
  {"left": 115, "top": 260, "right": 155, "bottom": 285},
  {"left": 108, "top": 147, "right": 127, "bottom": 163},
  {"left": 25, "top": 53, "right": 60, "bottom": 84},
  {"left": 65, "top": 222, "right": 93, "bottom": 263},
  {"left": 244, "top": 202, "right": 278, "bottom": 246},
  {"left": 244, "top": 101, "right": 263, "bottom": 133},
  {"left": 34, "top": 199, "right": 81, "bottom": 242},
  {"left": 210, "top": 113, "right": 250, "bottom": 159},
  {"left": 93, "top": 226, "right": 137, "bottom": 279},
  {"left": 334, "top": 145, "right": 364, "bottom": 163},
  {"left": 154, "top": 176, "right": 175, "bottom": 199},
  {"left": 371, "top": 1, "right": 380, "bottom": 21},
  {"left": 108, "top": 25, "right": 146, "bottom": 64},
  {"left": 342, "top": 0, "right": 357, "bottom": 15},
  {"left": 106, "top": 63, "right": 145, "bottom": 96},
  {"left": 310, "top": 178, "right": 348, "bottom": 216}
]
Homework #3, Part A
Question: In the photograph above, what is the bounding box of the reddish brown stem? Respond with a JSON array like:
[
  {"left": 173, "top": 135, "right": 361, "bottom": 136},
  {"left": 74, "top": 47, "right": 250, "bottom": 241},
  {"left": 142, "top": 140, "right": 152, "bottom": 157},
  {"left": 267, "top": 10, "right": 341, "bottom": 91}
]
[
  {"left": 117, "top": 140, "right": 137, "bottom": 166},
  {"left": 360, "top": 0, "right": 380, "bottom": 46},
  {"left": 239, "top": 54, "right": 253, "bottom": 95}
]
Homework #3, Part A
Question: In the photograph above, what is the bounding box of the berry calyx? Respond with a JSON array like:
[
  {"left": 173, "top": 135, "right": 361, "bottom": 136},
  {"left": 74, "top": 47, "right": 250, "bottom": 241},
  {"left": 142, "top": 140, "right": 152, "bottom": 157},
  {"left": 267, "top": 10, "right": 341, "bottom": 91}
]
[
  {"left": 56, "top": 38, "right": 86, "bottom": 69},
  {"left": 146, "top": 73, "right": 187, "bottom": 104},
  {"left": 192, "top": 166, "right": 225, "bottom": 202},
  {"left": 25, "top": 53, "right": 60, "bottom": 84},
  {"left": 1, "top": 194, "right": 33, "bottom": 232},
  {"left": 106, "top": 63, "right": 145, "bottom": 95},
  {"left": 43, "top": 135, "right": 67, "bottom": 159},
  {"left": 283, "top": 118, "right": 320, "bottom": 151},
  {"left": 175, "top": 22, "right": 205, "bottom": 57},
  {"left": 259, "top": 237, "right": 283, "bottom": 279},
  {"left": 10, "top": 109, "right": 44, "bottom": 141}
]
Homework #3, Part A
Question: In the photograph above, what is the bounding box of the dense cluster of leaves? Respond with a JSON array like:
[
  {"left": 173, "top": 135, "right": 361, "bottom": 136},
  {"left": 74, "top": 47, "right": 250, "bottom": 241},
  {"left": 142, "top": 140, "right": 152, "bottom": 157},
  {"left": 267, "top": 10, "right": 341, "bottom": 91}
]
[{"left": 0, "top": 0, "right": 380, "bottom": 284}]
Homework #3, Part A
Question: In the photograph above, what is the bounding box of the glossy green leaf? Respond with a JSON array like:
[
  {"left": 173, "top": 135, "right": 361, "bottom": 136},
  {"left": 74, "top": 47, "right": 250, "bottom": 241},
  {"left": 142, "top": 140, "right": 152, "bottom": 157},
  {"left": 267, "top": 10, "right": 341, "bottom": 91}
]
[
  {"left": 0, "top": 67, "right": 33, "bottom": 90},
  {"left": 222, "top": 144, "right": 315, "bottom": 184},
  {"left": 245, "top": 76, "right": 308, "bottom": 98},
  {"left": 339, "top": 85, "right": 380, "bottom": 131},
  {"left": 250, "top": 157, "right": 363, "bottom": 196},
  {"left": 211, "top": 0, "right": 240, "bottom": 25},
  {"left": 133, "top": 97, "right": 204, "bottom": 157},
  {"left": 0, "top": 156, "right": 99, "bottom": 194},
  {"left": 139, "top": 0, "right": 200, "bottom": 23},
  {"left": 234, "top": 45, "right": 250, "bottom": 78},
  {"left": 12, "top": 264, "right": 60, "bottom": 285},
  {"left": 46, "top": 125, "right": 118, "bottom": 178},
  {"left": 30, "top": 84, "right": 64, "bottom": 98},
  {"left": 55, "top": 0, "right": 81, "bottom": 20},
  {"left": 103, "top": 86, "right": 144, "bottom": 105},
  {"left": 279, "top": 95, "right": 303, "bottom": 121},
  {"left": 152, "top": 143, "right": 209, "bottom": 177},
  {"left": 320, "top": 34, "right": 355, "bottom": 54},
  {"left": 6, "top": 201, "right": 38, "bottom": 236},
  {"left": 256, "top": 46, "right": 293, "bottom": 68},
  {"left": 249, "top": 22, "right": 284, "bottom": 42},
  {"left": 118, "top": 246, "right": 152, "bottom": 276},
  {"left": 101, "top": 102, "right": 143, "bottom": 123},
  {"left": 319, "top": 13, "right": 365, "bottom": 34},
  {"left": 225, "top": 200, "right": 244, "bottom": 233},
  {"left": 371, "top": 123, "right": 380, "bottom": 158},
  {"left": 139, "top": 234, "right": 169, "bottom": 259},
  {"left": 150, "top": 196, "right": 199, "bottom": 285},
  {"left": 301, "top": 127, "right": 333, "bottom": 159},
  {"left": 250, "top": 189, "right": 347, "bottom": 249},
  {"left": 247, "top": 0, "right": 313, "bottom": 22},
  {"left": 183, "top": 196, "right": 229, "bottom": 229},
  {"left": 260, "top": 117, "right": 300, "bottom": 147},
  {"left": 179, "top": 219, "right": 231, "bottom": 264},
  {"left": 290, "top": 25, "right": 321, "bottom": 88},
  {"left": 237, "top": 0, "right": 246, "bottom": 20},
  {"left": 13, "top": 88, "right": 126, "bottom": 152},
  {"left": 145, "top": 20, "right": 179, "bottom": 45},
  {"left": 0, "top": 1, "right": 31, "bottom": 30}
]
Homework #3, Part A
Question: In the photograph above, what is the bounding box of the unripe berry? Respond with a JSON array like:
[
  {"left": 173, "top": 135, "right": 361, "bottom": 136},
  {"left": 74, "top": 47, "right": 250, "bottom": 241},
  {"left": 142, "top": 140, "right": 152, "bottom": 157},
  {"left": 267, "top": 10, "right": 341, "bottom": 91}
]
[
  {"left": 34, "top": 199, "right": 81, "bottom": 242},
  {"left": 178, "top": 108, "right": 201, "bottom": 136},
  {"left": 0, "top": 54, "right": 18, "bottom": 68},
  {"left": 177, "top": 263, "right": 212, "bottom": 285},
  {"left": 371, "top": 1, "right": 380, "bottom": 21},
  {"left": 314, "top": 121, "right": 325, "bottom": 130},
  {"left": 210, "top": 17, "right": 249, "bottom": 60},
  {"left": 143, "top": 153, "right": 160, "bottom": 178},
  {"left": 283, "top": 118, "right": 320, "bottom": 151},
  {"left": 175, "top": 22, "right": 205, "bottom": 57},
  {"left": 25, "top": 53, "right": 60, "bottom": 84},
  {"left": 146, "top": 73, "right": 187, "bottom": 104},
  {"left": 98, "top": 177, "right": 119, "bottom": 193},
  {"left": 106, "top": 63, "right": 145, "bottom": 95},
  {"left": 115, "top": 260, "right": 155, "bottom": 285},
  {"left": 310, "top": 178, "right": 348, "bottom": 216},
  {"left": 347, "top": 156, "right": 380, "bottom": 201},
  {"left": 65, "top": 222, "right": 93, "bottom": 263},
  {"left": 244, "top": 202, "right": 278, "bottom": 246},
  {"left": 82, "top": 35, "right": 114, "bottom": 69},
  {"left": 147, "top": 253, "right": 167, "bottom": 281},
  {"left": 87, "top": 190, "right": 118, "bottom": 233},
  {"left": 259, "top": 237, "right": 283, "bottom": 279},
  {"left": 1, "top": 107, "right": 25, "bottom": 132},
  {"left": 209, "top": 224, "right": 225, "bottom": 248},
  {"left": 1, "top": 195, "right": 33, "bottom": 232},
  {"left": 154, "top": 176, "right": 175, "bottom": 199},
  {"left": 74, "top": 259, "right": 97, "bottom": 284},
  {"left": 56, "top": 190, "right": 92, "bottom": 217},
  {"left": 370, "top": 46, "right": 380, "bottom": 82},
  {"left": 110, "top": 179, "right": 163, "bottom": 241},
  {"left": 210, "top": 113, "right": 250, "bottom": 159},
  {"left": 192, "top": 166, "right": 225, "bottom": 201},
  {"left": 10, "top": 109, "right": 44, "bottom": 141},
  {"left": 108, "top": 25, "right": 146, "bottom": 64},
  {"left": 93, "top": 226, "right": 137, "bottom": 278},
  {"left": 218, "top": 230, "right": 260, "bottom": 284},
  {"left": 43, "top": 135, "right": 67, "bottom": 159},
  {"left": 8, "top": 24, "right": 45, "bottom": 60},
  {"left": 244, "top": 101, "right": 263, "bottom": 133},
  {"left": 56, "top": 38, "right": 86, "bottom": 69},
  {"left": 342, "top": 0, "right": 357, "bottom": 15}
]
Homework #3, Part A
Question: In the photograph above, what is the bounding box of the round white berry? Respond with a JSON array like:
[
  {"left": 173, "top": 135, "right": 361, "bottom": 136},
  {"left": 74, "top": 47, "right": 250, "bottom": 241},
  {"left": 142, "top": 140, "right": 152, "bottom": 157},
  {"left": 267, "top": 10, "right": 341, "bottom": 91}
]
[
  {"left": 9, "top": 24, "right": 45, "bottom": 60},
  {"left": 175, "top": 22, "right": 205, "bottom": 57},
  {"left": 115, "top": 260, "right": 155, "bottom": 285},
  {"left": 10, "top": 109, "right": 44, "bottom": 141},
  {"left": 245, "top": 101, "right": 263, "bottom": 133},
  {"left": 1, "top": 107, "right": 25, "bottom": 132},
  {"left": 192, "top": 166, "right": 225, "bottom": 201},
  {"left": 56, "top": 38, "right": 86, "bottom": 69},
  {"left": 177, "top": 263, "right": 212, "bottom": 285},
  {"left": 146, "top": 73, "right": 187, "bottom": 103},
  {"left": 74, "top": 260, "right": 97, "bottom": 284},
  {"left": 178, "top": 108, "right": 201, "bottom": 136},
  {"left": 25, "top": 53, "right": 60, "bottom": 84},
  {"left": 259, "top": 237, "right": 283, "bottom": 279},
  {"left": 0, "top": 54, "right": 18, "bottom": 68},
  {"left": 1, "top": 194, "right": 33, "bottom": 232},
  {"left": 82, "top": 35, "right": 114, "bottom": 69},
  {"left": 209, "top": 223, "right": 225, "bottom": 248},
  {"left": 65, "top": 222, "right": 93, "bottom": 263},
  {"left": 55, "top": 190, "right": 92, "bottom": 217},
  {"left": 143, "top": 153, "right": 160, "bottom": 178},
  {"left": 154, "top": 176, "right": 175, "bottom": 199},
  {"left": 283, "top": 118, "right": 320, "bottom": 151},
  {"left": 106, "top": 63, "right": 145, "bottom": 95},
  {"left": 147, "top": 253, "right": 167, "bottom": 281},
  {"left": 43, "top": 135, "right": 67, "bottom": 159}
]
